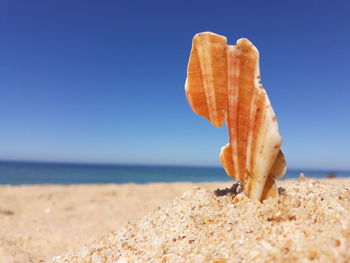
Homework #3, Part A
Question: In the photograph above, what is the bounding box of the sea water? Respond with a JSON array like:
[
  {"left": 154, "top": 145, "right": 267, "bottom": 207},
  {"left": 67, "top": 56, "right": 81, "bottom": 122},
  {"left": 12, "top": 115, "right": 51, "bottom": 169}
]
[{"left": 0, "top": 161, "right": 348, "bottom": 185}]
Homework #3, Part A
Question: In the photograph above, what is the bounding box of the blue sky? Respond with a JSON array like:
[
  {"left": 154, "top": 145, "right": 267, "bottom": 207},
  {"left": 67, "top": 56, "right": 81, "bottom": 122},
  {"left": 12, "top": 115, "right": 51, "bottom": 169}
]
[{"left": 0, "top": 0, "right": 349, "bottom": 169}]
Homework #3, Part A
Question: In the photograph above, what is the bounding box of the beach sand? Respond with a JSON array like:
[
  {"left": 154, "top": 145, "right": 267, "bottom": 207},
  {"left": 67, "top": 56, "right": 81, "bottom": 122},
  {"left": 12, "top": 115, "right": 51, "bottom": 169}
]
[
  {"left": 0, "top": 182, "right": 229, "bottom": 262},
  {"left": 1, "top": 179, "right": 350, "bottom": 262}
]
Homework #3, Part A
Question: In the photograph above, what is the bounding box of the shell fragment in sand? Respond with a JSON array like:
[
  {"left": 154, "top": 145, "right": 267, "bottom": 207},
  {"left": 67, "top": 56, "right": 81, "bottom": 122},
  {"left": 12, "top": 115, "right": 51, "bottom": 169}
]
[{"left": 185, "top": 32, "right": 286, "bottom": 201}]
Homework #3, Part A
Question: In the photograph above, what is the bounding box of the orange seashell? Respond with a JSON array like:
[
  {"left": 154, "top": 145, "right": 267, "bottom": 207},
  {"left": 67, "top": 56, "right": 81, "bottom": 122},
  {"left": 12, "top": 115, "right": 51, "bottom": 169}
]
[{"left": 185, "top": 32, "right": 286, "bottom": 201}]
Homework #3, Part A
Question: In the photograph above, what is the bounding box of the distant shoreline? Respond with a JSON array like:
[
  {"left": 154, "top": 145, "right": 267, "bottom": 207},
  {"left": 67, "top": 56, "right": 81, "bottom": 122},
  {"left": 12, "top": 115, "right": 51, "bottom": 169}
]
[
  {"left": 1, "top": 159, "right": 349, "bottom": 172},
  {"left": 0, "top": 160, "right": 349, "bottom": 185}
]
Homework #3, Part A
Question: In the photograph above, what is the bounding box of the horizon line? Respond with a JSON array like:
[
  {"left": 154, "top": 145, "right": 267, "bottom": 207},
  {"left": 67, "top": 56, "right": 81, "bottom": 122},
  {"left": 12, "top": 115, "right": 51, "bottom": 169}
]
[{"left": 0, "top": 159, "right": 348, "bottom": 172}]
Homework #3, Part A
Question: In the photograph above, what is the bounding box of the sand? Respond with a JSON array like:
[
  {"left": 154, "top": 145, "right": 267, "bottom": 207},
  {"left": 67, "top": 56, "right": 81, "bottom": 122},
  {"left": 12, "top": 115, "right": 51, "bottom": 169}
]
[
  {"left": 0, "top": 182, "right": 228, "bottom": 262},
  {"left": 1, "top": 179, "right": 350, "bottom": 262}
]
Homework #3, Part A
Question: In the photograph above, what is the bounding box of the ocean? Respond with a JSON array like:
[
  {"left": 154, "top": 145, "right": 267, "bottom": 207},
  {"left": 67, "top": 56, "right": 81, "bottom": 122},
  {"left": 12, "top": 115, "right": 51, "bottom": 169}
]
[{"left": 0, "top": 161, "right": 349, "bottom": 185}]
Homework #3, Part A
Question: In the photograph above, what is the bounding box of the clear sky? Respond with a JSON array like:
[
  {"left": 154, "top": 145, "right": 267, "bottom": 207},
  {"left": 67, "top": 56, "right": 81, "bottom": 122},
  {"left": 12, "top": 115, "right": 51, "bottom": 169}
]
[{"left": 1, "top": 0, "right": 349, "bottom": 169}]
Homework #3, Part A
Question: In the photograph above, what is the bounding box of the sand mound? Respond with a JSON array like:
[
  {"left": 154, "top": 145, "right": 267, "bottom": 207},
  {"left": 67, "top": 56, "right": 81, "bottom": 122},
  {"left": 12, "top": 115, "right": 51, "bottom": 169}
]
[{"left": 52, "top": 180, "right": 350, "bottom": 263}]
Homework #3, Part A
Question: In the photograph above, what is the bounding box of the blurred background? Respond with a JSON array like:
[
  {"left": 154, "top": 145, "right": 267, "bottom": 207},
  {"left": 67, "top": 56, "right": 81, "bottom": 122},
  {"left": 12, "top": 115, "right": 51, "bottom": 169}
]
[{"left": 1, "top": 0, "right": 349, "bottom": 183}]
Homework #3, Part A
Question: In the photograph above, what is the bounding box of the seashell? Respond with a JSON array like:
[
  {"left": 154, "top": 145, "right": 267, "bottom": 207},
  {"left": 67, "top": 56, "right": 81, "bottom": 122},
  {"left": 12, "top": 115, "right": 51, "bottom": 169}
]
[{"left": 185, "top": 32, "right": 286, "bottom": 201}]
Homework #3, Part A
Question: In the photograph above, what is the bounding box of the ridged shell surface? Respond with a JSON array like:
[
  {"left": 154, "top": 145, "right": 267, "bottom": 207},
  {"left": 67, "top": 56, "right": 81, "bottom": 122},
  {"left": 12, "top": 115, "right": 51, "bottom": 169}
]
[{"left": 185, "top": 32, "right": 286, "bottom": 201}]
